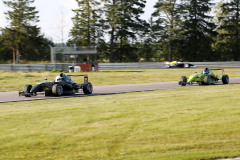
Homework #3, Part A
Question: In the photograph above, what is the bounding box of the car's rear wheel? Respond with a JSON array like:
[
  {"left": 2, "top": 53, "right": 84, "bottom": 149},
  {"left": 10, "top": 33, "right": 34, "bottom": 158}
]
[
  {"left": 83, "top": 82, "right": 93, "bottom": 94},
  {"left": 52, "top": 84, "right": 63, "bottom": 96},
  {"left": 23, "top": 85, "right": 32, "bottom": 93},
  {"left": 180, "top": 76, "right": 187, "bottom": 86},
  {"left": 204, "top": 75, "right": 211, "bottom": 85},
  {"left": 166, "top": 64, "right": 170, "bottom": 68},
  {"left": 222, "top": 75, "right": 229, "bottom": 84}
]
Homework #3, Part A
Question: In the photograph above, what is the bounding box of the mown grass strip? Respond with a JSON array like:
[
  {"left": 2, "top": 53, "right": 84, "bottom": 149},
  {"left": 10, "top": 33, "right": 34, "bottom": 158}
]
[
  {"left": 0, "top": 85, "right": 240, "bottom": 159},
  {"left": 0, "top": 68, "right": 240, "bottom": 91}
]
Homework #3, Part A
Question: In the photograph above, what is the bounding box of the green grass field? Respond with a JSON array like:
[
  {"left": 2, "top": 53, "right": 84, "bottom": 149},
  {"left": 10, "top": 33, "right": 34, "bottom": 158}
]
[
  {"left": 1, "top": 84, "right": 240, "bottom": 159},
  {"left": 0, "top": 68, "right": 240, "bottom": 91},
  {"left": 1, "top": 68, "right": 240, "bottom": 159}
]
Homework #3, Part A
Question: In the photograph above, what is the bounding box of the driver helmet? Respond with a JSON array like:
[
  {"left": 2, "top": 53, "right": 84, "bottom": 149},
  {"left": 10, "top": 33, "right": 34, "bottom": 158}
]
[
  {"left": 203, "top": 68, "right": 209, "bottom": 74},
  {"left": 55, "top": 76, "right": 63, "bottom": 82}
]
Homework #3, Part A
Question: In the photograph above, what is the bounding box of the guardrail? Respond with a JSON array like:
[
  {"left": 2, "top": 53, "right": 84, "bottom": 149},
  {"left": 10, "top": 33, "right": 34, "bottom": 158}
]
[
  {"left": 98, "top": 62, "right": 240, "bottom": 70},
  {"left": 189, "top": 62, "right": 240, "bottom": 67},
  {"left": 98, "top": 62, "right": 164, "bottom": 70},
  {"left": 0, "top": 62, "right": 239, "bottom": 72},
  {"left": 0, "top": 64, "right": 72, "bottom": 72}
]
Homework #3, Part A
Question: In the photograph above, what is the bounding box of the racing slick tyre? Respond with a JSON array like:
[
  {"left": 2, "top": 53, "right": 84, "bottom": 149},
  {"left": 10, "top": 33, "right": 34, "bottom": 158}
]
[
  {"left": 23, "top": 85, "right": 32, "bottom": 93},
  {"left": 166, "top": 64, "right": 170, "bottom": 68},
  {"left": 83, "top": 82, "right": 93, "bottom": 94},
  {"left": 179, "top": 76, "right": 187, "bottom": 86},
  {"left": 222, "top": 75, "right": 229, "bottom": 84},
  {"left": 52, "top": 84, "right": 63, "bottom": 96},
  {"left": 204, "top": 75, "right": 211, "bottom": 85}
]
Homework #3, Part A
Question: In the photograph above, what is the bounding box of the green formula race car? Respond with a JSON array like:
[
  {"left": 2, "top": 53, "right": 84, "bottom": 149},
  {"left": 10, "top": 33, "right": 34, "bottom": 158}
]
[{"left": 179, "top": 68, "right": 229, "bottom": 86}]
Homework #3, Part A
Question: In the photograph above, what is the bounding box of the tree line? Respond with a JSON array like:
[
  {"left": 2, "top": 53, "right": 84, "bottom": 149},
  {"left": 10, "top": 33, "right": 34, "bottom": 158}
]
[{"left": 0, "top": 0, "right": 240, "bottom": 64}]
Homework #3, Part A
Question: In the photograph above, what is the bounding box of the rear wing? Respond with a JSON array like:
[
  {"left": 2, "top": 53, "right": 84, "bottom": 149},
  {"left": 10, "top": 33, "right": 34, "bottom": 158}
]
[
  {"left": 67, "top": 74, "right": 88, "bottom": 83},
  {"left": 211, "top": 68, "right": 225, "bottom": 75}
]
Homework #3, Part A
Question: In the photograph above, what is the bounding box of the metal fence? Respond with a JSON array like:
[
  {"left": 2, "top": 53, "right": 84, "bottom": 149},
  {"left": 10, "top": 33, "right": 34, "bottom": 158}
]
[
  {"left": 0, "top": 64, "right": 72, "bottom": 72},
  {"left": 0, "top": 62, "right": 240, "bottom": 72},
  {"left": 98, "top": 62, "right": 164, "bottom": 70},
  {"left": 189, "top": 61, "right": 240, "bottom": 67},
  {"left": 98, "top": 62, "right": 240, "bottom": 70}
]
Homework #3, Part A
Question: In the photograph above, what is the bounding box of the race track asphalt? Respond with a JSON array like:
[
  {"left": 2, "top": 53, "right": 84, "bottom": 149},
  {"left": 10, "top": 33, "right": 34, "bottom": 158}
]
[{"left": 0, "top": 77, "right": 240, "bottom": 103}]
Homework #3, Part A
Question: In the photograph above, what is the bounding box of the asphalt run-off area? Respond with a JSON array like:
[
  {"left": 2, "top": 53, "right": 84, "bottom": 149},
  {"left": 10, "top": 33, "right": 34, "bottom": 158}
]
[{"left": 0, "top": 77, "right": 240, "bottom": 103}]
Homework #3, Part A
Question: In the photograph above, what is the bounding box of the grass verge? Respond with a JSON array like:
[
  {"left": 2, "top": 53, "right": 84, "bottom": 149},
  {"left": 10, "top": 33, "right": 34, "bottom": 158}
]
[
  {"left": 0, "top": 84, "right": 240, "bottom": 159},
  {"left": 0, "top": 68, "right": 240, "bottom": 91}
]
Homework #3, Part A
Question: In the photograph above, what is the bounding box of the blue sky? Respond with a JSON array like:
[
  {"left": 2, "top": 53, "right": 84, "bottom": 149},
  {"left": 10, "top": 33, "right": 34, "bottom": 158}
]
[{"left": 0, "top": 0, "right": 220, "bottom": 43}]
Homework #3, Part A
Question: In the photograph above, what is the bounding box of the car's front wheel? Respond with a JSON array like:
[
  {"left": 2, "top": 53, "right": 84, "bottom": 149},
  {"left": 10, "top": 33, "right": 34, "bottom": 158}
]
[
  {"left": 83, "top": 82, "right": 93, "bottom": 94},
  {"left": 52, "top": 84, "right": 63, "bottom": 96},
  {"left": 23, "top": 85, "right": 32, "bottom": 93},
  {"left": 222, "top": 75, "right": 229, "bottom": 84},
  {"left": 204, "top": 75, "right": 211, "bottom": 85}
]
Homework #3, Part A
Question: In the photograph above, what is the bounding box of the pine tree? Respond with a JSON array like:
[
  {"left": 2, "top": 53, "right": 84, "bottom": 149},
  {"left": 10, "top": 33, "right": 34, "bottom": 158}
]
[
  {"left": 2, "top": 0, "right": 41, "bottom": 64},
  {"left": 135, "top": 18, "right": 156, "bottom": 62},
  {"left": 102, "top": 0, "right": 118, "bottom": 62},
  {"left": 181, "top": 0, "right": 216, "bottom": 61},
  {"left": 102, "top": 0, "right": 146, "bottom": 62},
  {"left": 211, "top": 0, "right": 230, "bottom": 60},
  {"left": 152, "top": 0, "right": 184, "bottom": 61},
  {"left": 70, "top": 0, "right": 101, "bottom": 46},
  {"left": 217, "top": 0, "right": 240, "bottom": 60}
]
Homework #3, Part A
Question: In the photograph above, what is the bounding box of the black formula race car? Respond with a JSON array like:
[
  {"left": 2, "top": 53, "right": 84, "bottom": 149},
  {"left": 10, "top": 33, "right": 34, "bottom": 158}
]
[{"left": 19, "top": 73, "right": 93, "bottom": 97}]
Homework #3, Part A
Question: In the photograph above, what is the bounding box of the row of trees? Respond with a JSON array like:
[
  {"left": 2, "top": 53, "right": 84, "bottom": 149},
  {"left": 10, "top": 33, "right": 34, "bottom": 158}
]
[
  {"left": 69, "top": 0, "right": 240, "bottom": 62},
  {"left": 0, "top": 0, "right": 240, "bottom": 63},
  {"left": 0, "top": 0, "right": 53, "bottom": 64}
]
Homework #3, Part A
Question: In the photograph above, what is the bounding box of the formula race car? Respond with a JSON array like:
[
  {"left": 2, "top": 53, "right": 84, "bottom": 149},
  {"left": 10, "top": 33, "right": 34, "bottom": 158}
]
[
  {"left": 179, "top": 68, "right": 229, "bottom": 86},
  {"left": 19, "top": 73, "right": 93, "bottom": 97},
  {"left": 164, "top": 61, "right": 195, "bottom": 68}
]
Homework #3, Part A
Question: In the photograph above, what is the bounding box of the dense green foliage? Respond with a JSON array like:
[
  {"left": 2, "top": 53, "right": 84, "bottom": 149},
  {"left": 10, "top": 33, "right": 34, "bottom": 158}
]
[
  {"left": 69, "top": 0, "right": 102, "bottom": 46},
  {"left": 96, "top": 0, "right": 147, "bottom": 62},
  {"left": 0, "top": 0, "right": 240, "bottom": 63},
  {"left": 213, "top": 0, "right": 240, "bottom": 60},
  {"left": 152, "top": 0, "right": 184, "bottom": 61},
  {"left": 180, "top": 0, "right": 217, "bottom": 61},
  {"left": 0, "top": 0, "right": 53, "bottom": 64}
]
